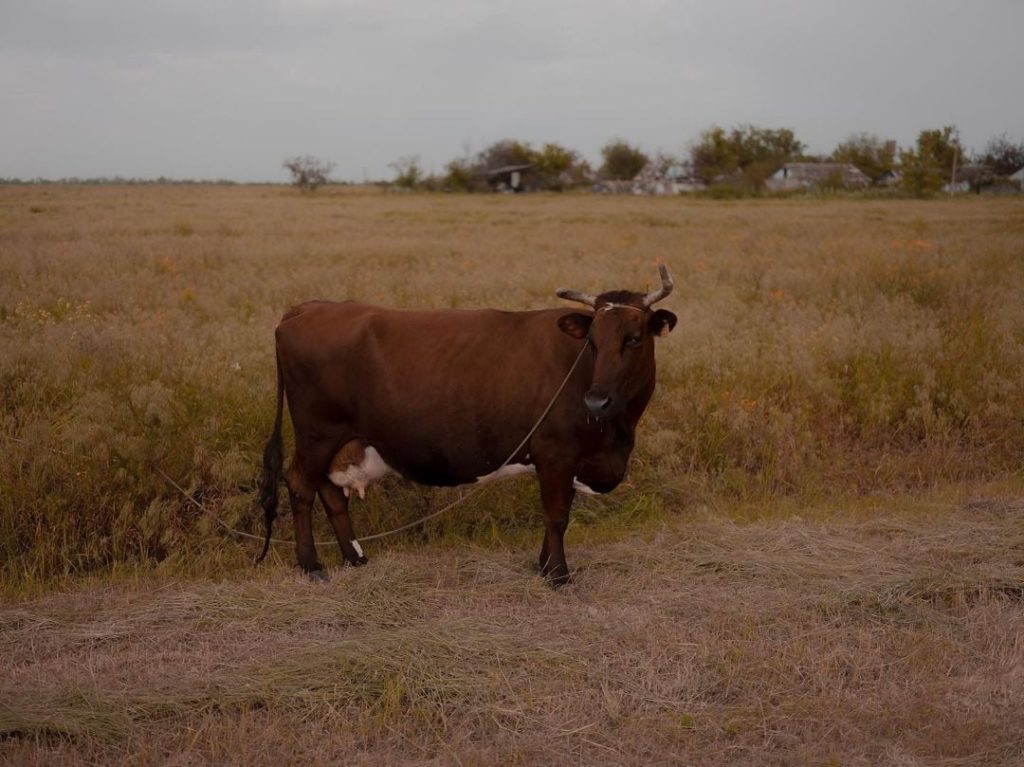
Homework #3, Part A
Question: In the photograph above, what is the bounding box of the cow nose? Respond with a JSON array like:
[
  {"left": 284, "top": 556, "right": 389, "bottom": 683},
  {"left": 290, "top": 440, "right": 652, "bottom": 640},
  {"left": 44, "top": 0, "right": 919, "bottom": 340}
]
[{"left": 584, "top": 390, "right": 613, "bottom": 416}]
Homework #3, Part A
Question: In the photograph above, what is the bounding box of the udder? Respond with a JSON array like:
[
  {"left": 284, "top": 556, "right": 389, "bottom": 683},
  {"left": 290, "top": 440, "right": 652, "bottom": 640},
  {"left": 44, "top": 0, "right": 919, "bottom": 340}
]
[{"left": 327, "top": 439, "right": 394, "bottom": 499}]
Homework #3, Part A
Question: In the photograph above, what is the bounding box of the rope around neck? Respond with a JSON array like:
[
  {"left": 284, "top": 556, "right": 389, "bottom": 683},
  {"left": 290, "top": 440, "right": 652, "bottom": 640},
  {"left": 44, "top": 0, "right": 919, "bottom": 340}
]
[{"left": 157, "top": 338, "right": 591, "bottom": 550}]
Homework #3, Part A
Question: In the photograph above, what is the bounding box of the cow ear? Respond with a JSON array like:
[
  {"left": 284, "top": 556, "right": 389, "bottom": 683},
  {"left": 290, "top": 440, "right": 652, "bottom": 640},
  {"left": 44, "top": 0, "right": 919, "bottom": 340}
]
[
  {"left": 558, "top": 312, "right": 592, "bottom": 339},
  {"left": 649, "top": 309, "right": 677, "bottom": 338}
]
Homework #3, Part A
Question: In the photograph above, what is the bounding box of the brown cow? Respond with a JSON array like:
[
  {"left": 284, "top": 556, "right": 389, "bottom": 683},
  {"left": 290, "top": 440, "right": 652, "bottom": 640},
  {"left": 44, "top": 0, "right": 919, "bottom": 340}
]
[{"left": 257, "top": 266, "right": 676, "bottom": 585}]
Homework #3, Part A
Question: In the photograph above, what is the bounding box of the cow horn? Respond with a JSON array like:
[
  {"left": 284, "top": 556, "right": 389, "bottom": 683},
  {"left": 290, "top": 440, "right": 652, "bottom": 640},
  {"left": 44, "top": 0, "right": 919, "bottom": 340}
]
[
  {"left": 555, "top": 287, "right": 597, "bottom": 307},
  {"left": 642, "top": 264, "right": 674, "bottom": 307}
]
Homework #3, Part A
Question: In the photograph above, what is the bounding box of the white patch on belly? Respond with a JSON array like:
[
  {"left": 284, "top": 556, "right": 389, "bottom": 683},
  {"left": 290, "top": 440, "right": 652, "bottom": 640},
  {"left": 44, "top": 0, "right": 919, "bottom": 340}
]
[
  {"left": 328, "top": 446, "right": 394, "bottom": 499},
  {"left": 572, "top": 477, "right": 598, "bottom": 495},
  {"left": 475, "top": 463, "right": 535, "bottom": 484}
]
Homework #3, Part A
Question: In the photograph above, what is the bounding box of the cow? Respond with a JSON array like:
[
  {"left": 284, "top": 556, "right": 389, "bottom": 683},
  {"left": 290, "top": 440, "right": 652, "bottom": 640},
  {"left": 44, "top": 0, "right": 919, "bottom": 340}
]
[{"left": 256, "top": 266, "right": 676, "bottom": 585}]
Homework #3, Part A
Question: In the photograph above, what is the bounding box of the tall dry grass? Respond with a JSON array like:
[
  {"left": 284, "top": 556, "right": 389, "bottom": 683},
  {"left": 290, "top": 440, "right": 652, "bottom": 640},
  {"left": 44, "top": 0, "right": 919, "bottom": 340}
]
[{"left": 1, "top": 185, "right": 1024, "bottom": 587}]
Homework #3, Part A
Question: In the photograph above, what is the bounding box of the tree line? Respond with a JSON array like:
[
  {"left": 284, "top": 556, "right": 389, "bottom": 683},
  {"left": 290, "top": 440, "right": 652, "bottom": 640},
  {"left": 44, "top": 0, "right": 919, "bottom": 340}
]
[{"left": 285, "top": 125, "right": 1024, "bottom": 197}]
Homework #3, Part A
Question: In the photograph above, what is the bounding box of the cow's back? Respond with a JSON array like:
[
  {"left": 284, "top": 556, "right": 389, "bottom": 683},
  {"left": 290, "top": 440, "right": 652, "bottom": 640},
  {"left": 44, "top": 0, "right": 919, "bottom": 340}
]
[{"left": 275, "top": 301, "right": 587, "bottom": 485}]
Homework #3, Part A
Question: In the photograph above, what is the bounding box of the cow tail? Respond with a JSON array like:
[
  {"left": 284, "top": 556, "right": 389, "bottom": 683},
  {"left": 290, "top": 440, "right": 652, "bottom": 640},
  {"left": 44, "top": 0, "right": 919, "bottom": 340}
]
[{"left": 256, "top": 348, "right": 285, "bottom": 564}]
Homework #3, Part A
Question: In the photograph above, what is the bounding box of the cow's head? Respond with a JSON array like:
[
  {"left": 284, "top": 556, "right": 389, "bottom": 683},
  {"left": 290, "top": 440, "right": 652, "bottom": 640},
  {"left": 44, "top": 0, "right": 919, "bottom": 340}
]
[{"left": 556, "top": 265, "right": 677, "bottom": 419}]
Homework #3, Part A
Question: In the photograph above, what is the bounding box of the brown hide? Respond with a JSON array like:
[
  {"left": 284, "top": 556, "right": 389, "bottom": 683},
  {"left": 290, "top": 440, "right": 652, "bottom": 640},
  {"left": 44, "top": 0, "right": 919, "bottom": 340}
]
[{"left": 258, "top": 276, "right": 675, "bottom": 585}]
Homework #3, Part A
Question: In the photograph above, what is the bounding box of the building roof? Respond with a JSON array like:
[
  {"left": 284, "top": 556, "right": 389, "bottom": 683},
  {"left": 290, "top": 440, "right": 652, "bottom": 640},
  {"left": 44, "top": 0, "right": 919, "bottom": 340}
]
[
  {"left": 774, "top": 163, "right": 871, "bottom": 186},
  {"left": 954, "top": 164, "right": 995, "bottom": 183},
  {"left": 480, "top": 164, "right": 534, "bottom": 178}
]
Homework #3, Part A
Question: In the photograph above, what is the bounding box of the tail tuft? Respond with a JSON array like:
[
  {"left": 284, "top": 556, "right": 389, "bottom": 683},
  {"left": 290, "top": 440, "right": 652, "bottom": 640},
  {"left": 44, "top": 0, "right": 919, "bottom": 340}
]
[{"left": 255, "top": 350, "right": 285, "bottom": 564}]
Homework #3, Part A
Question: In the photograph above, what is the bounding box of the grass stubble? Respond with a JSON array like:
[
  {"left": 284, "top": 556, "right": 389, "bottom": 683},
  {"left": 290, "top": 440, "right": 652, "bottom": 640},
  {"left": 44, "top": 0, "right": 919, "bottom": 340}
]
[
  {"left": 3, "top": 504, "right": 1023, "bottom": 765},
  {"left": 1, "top": 185, "right": 1023, "bottom": 764}
]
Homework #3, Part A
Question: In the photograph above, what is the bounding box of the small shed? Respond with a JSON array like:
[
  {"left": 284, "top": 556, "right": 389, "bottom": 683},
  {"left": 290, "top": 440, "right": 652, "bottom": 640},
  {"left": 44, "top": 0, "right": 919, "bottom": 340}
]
[
  {"left": 767, "top": 163, "right": 871, "bottom": 191},
  {"left": 1009, "top": 167, "right": 1024, "bottom": 189},
  {"left": 481, "top": 164, "right": 534, "bottom": 193}
]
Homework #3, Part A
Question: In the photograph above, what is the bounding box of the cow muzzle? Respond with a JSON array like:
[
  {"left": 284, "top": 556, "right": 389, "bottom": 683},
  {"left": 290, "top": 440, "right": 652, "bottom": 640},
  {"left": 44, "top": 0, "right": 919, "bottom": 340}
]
[{"left": 584, "top": 387, "right": 615, "bottom": 419}]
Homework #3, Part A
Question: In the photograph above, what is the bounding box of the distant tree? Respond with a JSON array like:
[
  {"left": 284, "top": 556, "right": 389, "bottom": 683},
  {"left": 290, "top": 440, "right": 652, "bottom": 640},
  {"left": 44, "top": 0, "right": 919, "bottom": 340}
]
[
  {"left": 648, "top": 151, "right": 682, "bottom": 176},
  {"left": 534, "top": 142, "right": 591, "bottom": 190},
  {"left": 477, "top": 140, "right": 536, "bottom": 172},
  {"left": 690, "top": 125, "right": 805, "bottom": 189},
  {"left": 438, "top": 139, "right": 590, "bottom": 192},
  {"left": 734, "top": 126, "right": 804, "bottom": 169},
  {"left": 389, "top": 155, "right": 423, "bottom": 189},
  {"left": 600, "top": 139, "right": 649, "bottom": 180},
  {"left": 690, "top": 126, "right": 737, "bottom": 184},
  {"left": 283, "top": 155, "right": 335, "bottom": 191},
  {"left": 534, "top": 142, "right": 574, "bottom": 177},
  {"left": 830, "top": 133, "right": 896, "bottom": 184},
  {"left": 900, "top": 126, "right": 962, "bottom": 196},
  {"left": 979, "top": 134, "right": 1024, "bottom": 176},
  {"left": 440, "top": 160, "right": 470, "bottom": 192}
]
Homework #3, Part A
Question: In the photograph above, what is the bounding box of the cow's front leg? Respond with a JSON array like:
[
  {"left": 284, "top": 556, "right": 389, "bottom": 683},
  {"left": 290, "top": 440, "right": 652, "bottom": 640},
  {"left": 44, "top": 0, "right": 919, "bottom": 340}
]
[
  {"left": 536, "top": 465, "right": 576, "bottom": 587},
  {"left": 318, "top": 481, "right": 369, "bottom": 567}
]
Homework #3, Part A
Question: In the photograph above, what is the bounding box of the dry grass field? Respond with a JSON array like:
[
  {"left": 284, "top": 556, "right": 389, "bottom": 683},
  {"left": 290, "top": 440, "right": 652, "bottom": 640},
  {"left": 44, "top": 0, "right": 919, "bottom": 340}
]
[{"left": 2, "top": 185, "right": 1023, "bottom": 764}]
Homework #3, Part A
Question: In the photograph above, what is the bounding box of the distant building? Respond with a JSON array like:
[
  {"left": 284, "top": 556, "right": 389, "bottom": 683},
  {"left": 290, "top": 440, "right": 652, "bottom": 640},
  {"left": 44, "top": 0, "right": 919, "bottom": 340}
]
[
  {"left": 592, "top": 179, "right": 635, "bottom": 194},
  {"left": 767, "top": 162, "right": 871, "bottom": 191},
  {"left": 1009, "top": 167, "right": 1024, "bottom": 189},
  {"left": 766, "top": 162, "right": 871, "bottom": 191},
  {"left": 632, "top": 161, "right": 705, "bottom": 195},
  {"left": 481, "top": 164, "right": 534, "bottom": 193},
  {"left": 593, "top": 160, "right": 705, "bottom": 195},
  {"left": 878, "top": 169, "right": 902, "bottom": 188},
  {"left": 943, "top": 164, "right": 996, "bottom": 194}
]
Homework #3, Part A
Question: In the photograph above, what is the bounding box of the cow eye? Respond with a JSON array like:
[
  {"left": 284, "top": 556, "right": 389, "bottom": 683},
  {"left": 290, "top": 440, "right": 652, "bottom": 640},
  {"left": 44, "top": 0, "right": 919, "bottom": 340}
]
[{"left": 625, "top": 334, "right": 642, "bottom": 349}]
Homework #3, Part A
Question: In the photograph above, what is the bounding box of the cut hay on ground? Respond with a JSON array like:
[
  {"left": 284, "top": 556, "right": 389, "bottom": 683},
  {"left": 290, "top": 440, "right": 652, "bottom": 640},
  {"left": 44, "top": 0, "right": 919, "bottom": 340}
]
[{"left": 3, "top": 500, "right": 1022, "bottom": 765}]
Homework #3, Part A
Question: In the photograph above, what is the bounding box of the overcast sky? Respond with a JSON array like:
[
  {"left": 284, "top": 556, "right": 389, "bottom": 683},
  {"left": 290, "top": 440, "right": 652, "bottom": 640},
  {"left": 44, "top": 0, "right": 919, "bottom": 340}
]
[{"left": 2, "top": 0, "right": 1022, "bottom": 182}]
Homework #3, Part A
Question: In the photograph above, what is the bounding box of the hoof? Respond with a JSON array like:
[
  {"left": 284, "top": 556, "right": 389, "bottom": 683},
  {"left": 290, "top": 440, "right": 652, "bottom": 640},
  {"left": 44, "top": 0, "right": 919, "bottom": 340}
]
[
  {"left": 307, "top": 568, "right": 330, "bottom": 583},
  {"left": 543, "top": 571, "right": 572, "bottom": 588},
  {"left": 345, "top": 540, "right": 368, "bottom": 567}
]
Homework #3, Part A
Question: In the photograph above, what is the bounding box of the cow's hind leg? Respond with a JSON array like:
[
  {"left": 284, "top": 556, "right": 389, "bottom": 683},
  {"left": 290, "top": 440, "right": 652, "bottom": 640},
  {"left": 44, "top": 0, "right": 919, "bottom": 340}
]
[
  {"left": 284, "top": 459, "right": 325, "bottom": 579},
  {"left": 285, "top": 435, "right": 339, "bottom": 580},
  {"left": 318, "top": 481, "right": 369, "bottom": 567}
]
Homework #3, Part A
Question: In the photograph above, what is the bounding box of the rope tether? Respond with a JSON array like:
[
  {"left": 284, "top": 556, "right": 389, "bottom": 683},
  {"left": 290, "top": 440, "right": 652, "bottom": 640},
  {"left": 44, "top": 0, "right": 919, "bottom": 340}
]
[{"left": 158, "top": 339, "right": 591, "bottom": 550}]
